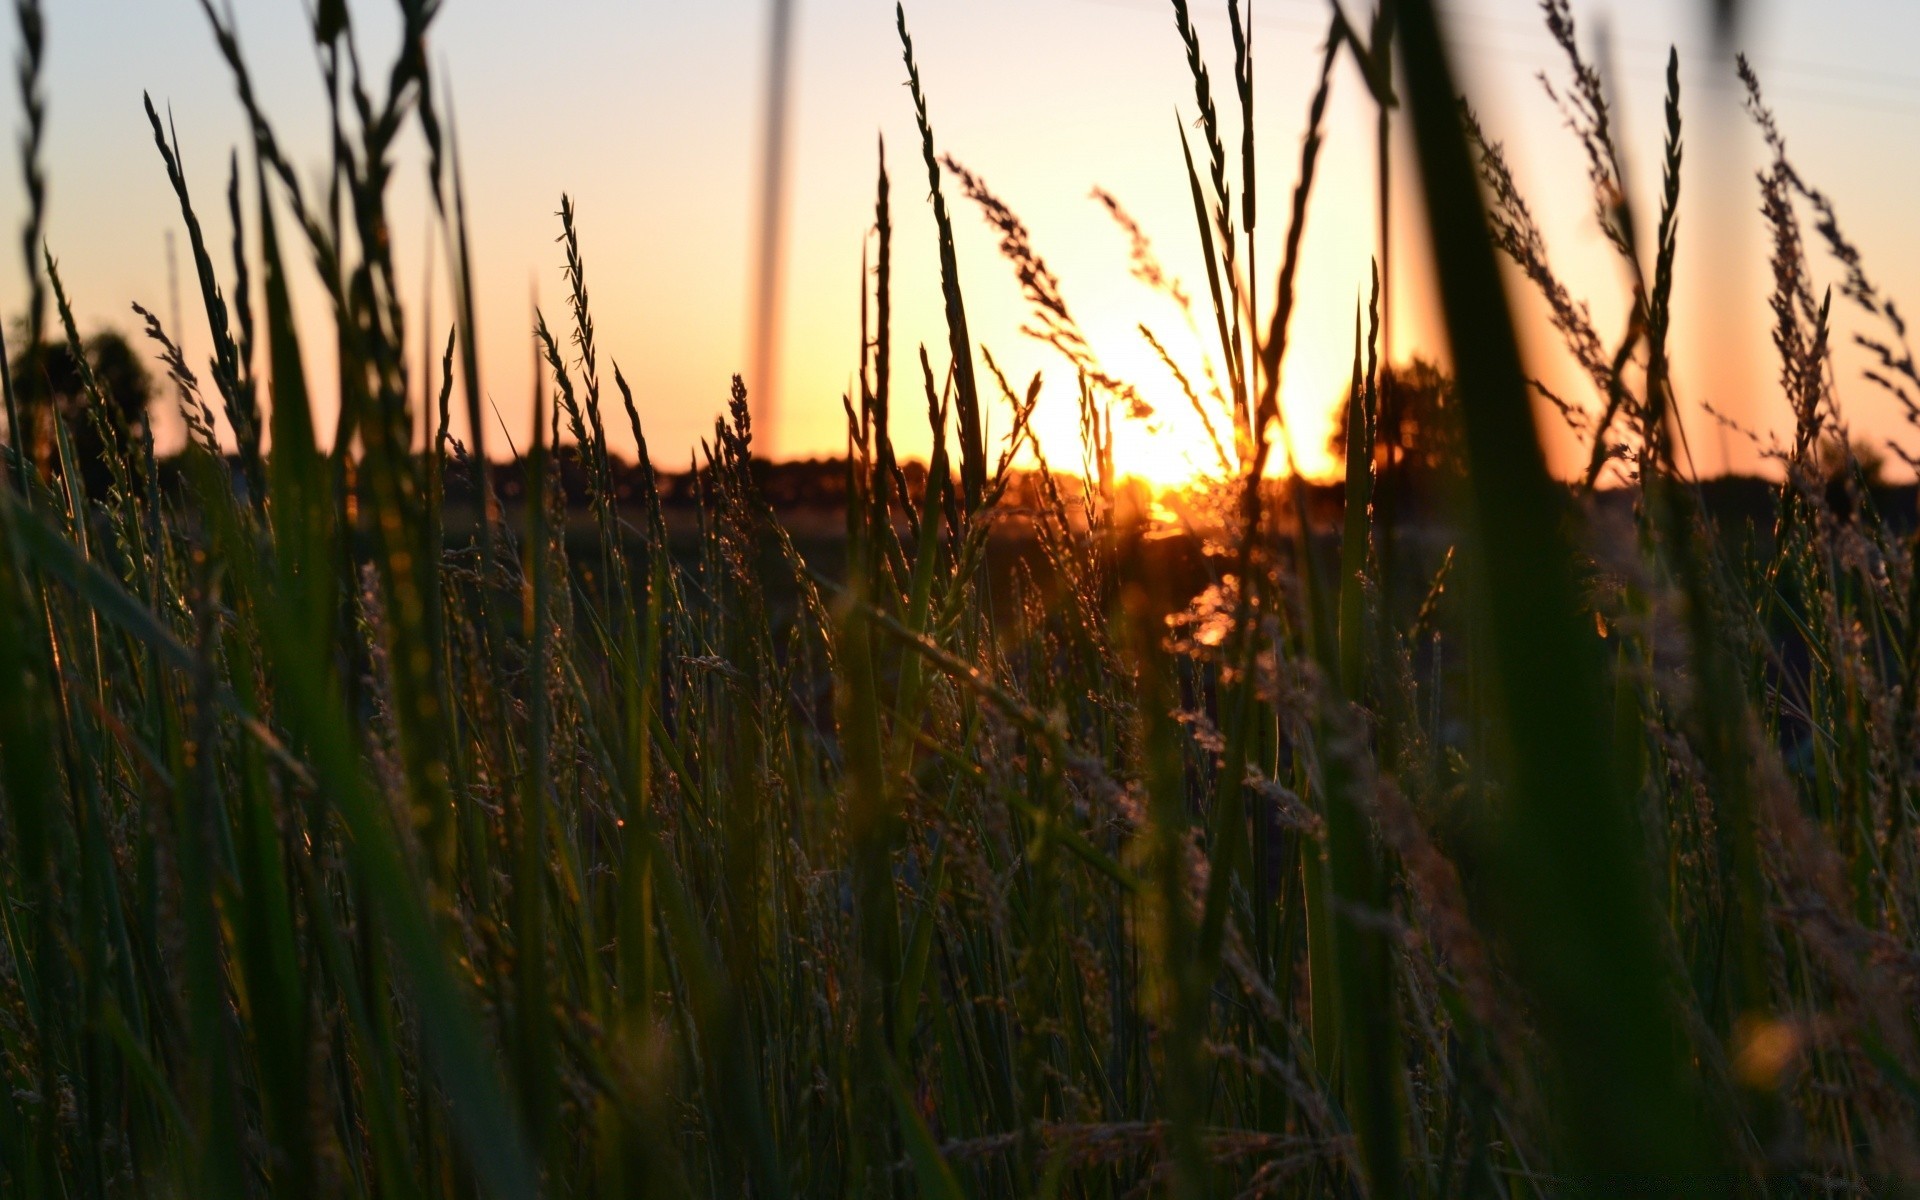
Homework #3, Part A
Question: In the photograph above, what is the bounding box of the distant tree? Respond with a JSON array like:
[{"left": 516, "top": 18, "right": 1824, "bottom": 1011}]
[
  {"left": 1328, "top": 356, "right": 1461, "bottom": 494},
  {"left": 1814, "top": 434, "right": 1885, "bottom": 488},
  {"left": 1814, "top": 433, "right": 1887, "bottom": 522},
  {"left": 9, "top": 330, "right": 153, "bottom": 497}
]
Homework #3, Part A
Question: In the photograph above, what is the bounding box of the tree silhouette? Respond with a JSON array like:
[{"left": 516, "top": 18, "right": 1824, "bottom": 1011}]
[
  {"left": 1329, "top": 356, "right": 1461, "bottom": 497},
  {"left": 10, "top": 329, "right": 153, "bottom": 497}
]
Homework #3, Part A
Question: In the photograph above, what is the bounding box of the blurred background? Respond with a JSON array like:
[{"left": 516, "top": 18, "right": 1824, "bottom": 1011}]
[{"left": 4, "top": 0, "right": 1918, "bottom": 483}]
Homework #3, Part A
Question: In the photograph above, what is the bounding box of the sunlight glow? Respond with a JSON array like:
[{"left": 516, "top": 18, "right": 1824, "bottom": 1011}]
[{"left": 1079, "top": 325, "right": 1345, "bottom": 488}]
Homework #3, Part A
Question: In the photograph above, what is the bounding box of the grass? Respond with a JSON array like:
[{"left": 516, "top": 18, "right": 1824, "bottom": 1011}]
[{"left": 1, "top": 0, "right": 1918, "bottom": 1195}]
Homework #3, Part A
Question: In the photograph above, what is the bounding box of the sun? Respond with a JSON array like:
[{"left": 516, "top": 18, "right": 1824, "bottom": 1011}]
[{"left": 1014, "top": 327, "right": 1342, "bottom": 492}]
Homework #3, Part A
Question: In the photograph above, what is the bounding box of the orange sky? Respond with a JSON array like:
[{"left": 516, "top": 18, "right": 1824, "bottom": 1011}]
[{"left": 8, "top": 0, "right": 1920, "bottom": 484}]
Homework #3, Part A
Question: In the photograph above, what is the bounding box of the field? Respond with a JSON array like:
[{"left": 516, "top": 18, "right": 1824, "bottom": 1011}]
[{"left": 3, "top": 0, "right": 1919, "bottom": 1196}]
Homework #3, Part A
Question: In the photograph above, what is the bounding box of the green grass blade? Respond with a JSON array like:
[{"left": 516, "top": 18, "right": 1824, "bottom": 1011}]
[{"left": 1397, "top": 0, "right": 1714, "bottom": 1172}]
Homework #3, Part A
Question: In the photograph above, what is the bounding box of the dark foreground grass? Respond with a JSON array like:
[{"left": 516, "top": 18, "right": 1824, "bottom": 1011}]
[{"left": 2, "top": 0, "right": 1918, "bottom": 1195}]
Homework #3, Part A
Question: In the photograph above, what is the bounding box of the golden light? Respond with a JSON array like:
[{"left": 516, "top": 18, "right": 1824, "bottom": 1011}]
[
  {"left": 1011, "top": 319, "right": 1347, "bottom": 492},
  {"left": 1096, "top": 331, "right": 1236, "bottom": 489}
]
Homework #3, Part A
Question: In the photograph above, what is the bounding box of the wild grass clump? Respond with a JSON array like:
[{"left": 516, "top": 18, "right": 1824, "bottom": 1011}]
[{"left": 1, "top": 0, "right": 1917, "bottom": 1195}]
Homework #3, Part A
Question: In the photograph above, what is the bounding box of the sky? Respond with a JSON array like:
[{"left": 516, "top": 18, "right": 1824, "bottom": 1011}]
[{"left": 6, "top": 0, "right": 1920, "bottom": 484}]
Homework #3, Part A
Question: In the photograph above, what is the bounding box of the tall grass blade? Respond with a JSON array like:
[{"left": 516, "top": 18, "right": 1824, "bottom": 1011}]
[
  {"left": 897, "top": 4, "right": 985, "bottom": 510},
  {"left": 1396, "top": 0, "right": 1713, "bottom": 1172}
]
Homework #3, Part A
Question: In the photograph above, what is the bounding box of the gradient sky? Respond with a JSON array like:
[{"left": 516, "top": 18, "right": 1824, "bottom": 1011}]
[{"left": 8, "top": 0, "right": 1920, "bottom": 482}]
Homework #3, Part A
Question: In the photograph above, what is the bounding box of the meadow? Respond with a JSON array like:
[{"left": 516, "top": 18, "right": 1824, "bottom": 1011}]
[{"left": 1, "top": 0, "right": 1918, "bottom": 1196}]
